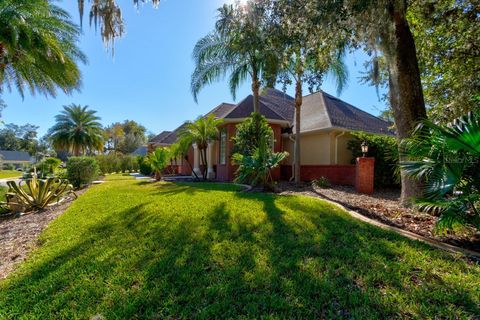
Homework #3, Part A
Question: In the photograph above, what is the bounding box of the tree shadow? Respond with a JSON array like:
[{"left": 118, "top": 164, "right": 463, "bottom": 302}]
[{"left": 1, "top": 185, "right": 479, "bottom": 319}]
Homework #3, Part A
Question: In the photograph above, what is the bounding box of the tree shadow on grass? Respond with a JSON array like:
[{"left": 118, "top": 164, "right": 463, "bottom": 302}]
[{"left": 1, "top": 187, "right": 479, "bottom": 319}]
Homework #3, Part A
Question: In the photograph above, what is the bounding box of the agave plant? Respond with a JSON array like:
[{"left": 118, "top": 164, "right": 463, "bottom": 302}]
[
  {"left": 400, "top": 112, "right": 480, "bottom": 231},
  {"left": 3, "top": 171, "right": 76, "bottom": 212}
]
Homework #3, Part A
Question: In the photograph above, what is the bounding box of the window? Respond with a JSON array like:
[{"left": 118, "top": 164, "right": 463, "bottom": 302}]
[{"left": 219, "top": 129, "right": 227, "bottom": 165}]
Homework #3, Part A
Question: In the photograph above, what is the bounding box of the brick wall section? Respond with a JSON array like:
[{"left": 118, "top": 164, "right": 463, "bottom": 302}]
[
  {"left": 280, "top": 165, "right": 356, "bottom": 186},
  {"left": 355, "top": 157, "right": 375, "bottom": 194}
]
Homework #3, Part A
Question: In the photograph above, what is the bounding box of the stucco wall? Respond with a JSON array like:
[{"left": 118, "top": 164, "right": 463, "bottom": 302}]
[{"left": 282, "top": 130, "right": 353, "bottom": 166}]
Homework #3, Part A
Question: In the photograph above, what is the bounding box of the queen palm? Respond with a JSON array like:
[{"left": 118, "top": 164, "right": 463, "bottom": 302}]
[
  {"left": 178, "top": 114, "right": 223, "bottom": 180},
  {"left": 191, "top": 2, "right": 276, "bottom": 113},
  {"left": 0, "top": 0, "right": 86, "bottom": 98},
  {"left": 49, "top": 104, "right": 104, "bottom": 156}
]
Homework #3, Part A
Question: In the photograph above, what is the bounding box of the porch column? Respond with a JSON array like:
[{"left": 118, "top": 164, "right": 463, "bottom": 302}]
[
  {"left": 192, "top": 143, "right": 202, "bottom": 177},
  {"left": 207, "top": 141, "right": 215, "bottom": 179}
]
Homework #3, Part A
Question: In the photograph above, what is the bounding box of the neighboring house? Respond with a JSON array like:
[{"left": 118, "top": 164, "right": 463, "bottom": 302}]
[
  {"left": 148, "top": 88, "right": 392, "bottom": 183},
  {"left": 0, "top": 150, "right": 32, "bottom": 169},
  {"left": 132, "top": 145, "right": 148, "bottom": 157}
]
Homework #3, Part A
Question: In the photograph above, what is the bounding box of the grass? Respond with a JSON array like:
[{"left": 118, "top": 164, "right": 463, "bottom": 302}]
[
  {"left": 0, "top": 179, "right": 479, "bottom": 319},
  {"left": 0, "top": 170, "right": 21, "bottom": 179}
]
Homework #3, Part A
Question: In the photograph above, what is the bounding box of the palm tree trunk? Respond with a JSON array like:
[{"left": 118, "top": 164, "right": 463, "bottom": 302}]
[
  {"left": 252, "top": 73, "right": 260, "bottom": 114},
  {"left": 184, "top": 154, "right": 200, "bottom": 180},
  {"left": 294, "top": 79, "right": 302, "bottom": 184},
  {"left": 386, "top": 3, "right": 427, "bottom": 207}
]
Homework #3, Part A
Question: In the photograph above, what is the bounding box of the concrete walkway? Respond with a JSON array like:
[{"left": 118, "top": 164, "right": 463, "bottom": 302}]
[{"left": 0, "top": 177, "right": 21, "bottom": 187}]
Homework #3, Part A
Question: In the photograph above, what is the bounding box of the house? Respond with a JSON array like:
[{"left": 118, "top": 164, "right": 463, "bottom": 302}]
[
  {"left": 148, "top": 88, "right": 392, "bottom": 184},
  {"left": 132, "top": 145, "right": 148, "bottom": 157},
  {"left": 0, "top": 150, "right": 32, "bottom": 169}
]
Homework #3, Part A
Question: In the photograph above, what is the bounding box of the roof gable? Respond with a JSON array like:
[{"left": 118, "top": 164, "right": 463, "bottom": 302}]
[
  {"left": 299, "top": 91, "right": 393, "bottom": 135},
  {"left": 223, "top": 88, "right": 295, "bottom": 122}
]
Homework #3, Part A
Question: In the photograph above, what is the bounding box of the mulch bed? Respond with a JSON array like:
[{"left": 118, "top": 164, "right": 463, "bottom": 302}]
[
  {"left": 0, "top": 189, "right": 87, "bottom": 280},
  {"left": 277, "top": 182, "right": 480, "bottom": 253}
]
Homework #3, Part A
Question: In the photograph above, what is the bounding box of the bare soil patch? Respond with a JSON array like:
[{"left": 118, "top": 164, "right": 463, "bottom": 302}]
[
  {"left": 277, "top": 182, "right": 480, "bottom": 253},
  {"left": 0, "top": 189, "right": 87, "bottom": 279}
]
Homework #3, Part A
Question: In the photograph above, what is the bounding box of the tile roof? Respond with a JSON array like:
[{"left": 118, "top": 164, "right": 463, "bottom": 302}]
[
  {"left": 150, "top": 89, "right": 392, "bottom": 146},
  {"left": 149, "top": 131, "right": 172, "bottom": 144},
  {"left": 0, "top": 150, "right": 31, "bottom": 162},
  {"left": 223, "top": 88, "right": 295, "bottom": 122},
  {"left": 132, "top": 146, "right": 147, "bottom": 156},
  {"left": 298, "top": 91, "right": 393, "bottom": 135}
]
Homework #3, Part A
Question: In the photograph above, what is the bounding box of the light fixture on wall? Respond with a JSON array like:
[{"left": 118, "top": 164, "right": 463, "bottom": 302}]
[{"left": 361, "top": 141, "right": 369, "bottom": 157}]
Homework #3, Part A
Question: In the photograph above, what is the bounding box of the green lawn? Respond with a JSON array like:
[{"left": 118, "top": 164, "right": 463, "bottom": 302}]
[
  {"left": 0, "top": 170, "right": 21, "bottom": 179},
  {"left": 0, "top": 179, "right": 479, "bottom": 319}
]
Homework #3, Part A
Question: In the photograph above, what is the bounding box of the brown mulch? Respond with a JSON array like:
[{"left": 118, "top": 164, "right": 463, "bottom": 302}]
[
  {"left": 0, "top": 189, "right": 87, "bottom": 280},
  {"left": 277, "top": 182, "right": 480, "bottom": 253}
]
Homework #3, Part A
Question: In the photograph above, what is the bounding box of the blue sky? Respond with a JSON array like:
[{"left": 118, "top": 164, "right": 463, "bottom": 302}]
[{"left": 2, "top": 0, "right": 386, "bottom": 137}]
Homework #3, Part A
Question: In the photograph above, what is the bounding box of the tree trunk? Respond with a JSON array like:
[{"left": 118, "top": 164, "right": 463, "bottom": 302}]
[
  {"left": 386, "top": 3, "right": 427, "bottom": 206},
  {"left": 294, "top": 79, "right": 302, "bottom": 184},
  {"left": 252, "top": 76, "right": 260, "bottom": 114}
]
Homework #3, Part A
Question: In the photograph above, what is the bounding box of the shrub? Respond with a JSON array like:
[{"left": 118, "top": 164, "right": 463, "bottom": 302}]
[
  {"left": 137, "top": 156, "right": 152, "bottom": 176},
  {"left": 66, "top": 157, "right": 99, "bottom": 189},
  {"left": 3, "top": 164, "right": 15, "bottom": 170},
  {"left": 348, "top": 132, "right": 399, "bottom": 188},
  {"left": 37, "top": 157, "right": 62, "bottom": 178},
  {"left": 96, "top": 154, "right": 138, "bottom": 174},
  {"left": 232, "top": 114, "right": 288, "bottom": 190},
  {"left": 312, "top": 176, "right": 331, "bottom": 188}
]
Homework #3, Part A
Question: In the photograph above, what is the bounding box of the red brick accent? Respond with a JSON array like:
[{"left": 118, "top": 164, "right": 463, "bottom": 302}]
[
  {"left": 281, "top": 165, "right": 356, "bottom": 185},
  {"left": 355, "top": 157, "right": 375, "bottom": 194}
]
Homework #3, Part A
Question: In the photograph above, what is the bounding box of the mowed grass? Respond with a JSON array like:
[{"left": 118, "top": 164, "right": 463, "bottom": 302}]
[
  {"left": 0, "top": 170, "right": 21, "bottom": 179},
  {"left": 0, "top": 180, "right": 479, "bottom": 319}
]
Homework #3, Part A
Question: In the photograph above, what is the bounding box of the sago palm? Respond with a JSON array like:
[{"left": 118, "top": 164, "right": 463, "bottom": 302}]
[
  {"left": 401, "top": 112, "right": 480, "bottom": 231},
  {"left": 191, "top": 2, "right": 276, "bottom": 113},
  {"left": 0, "top": 0, "right": 86, "bottom": 98},
  {"left": 178, "top": 114, "right": 223, "bottom": 180},
  {"left": 49, "top": 104, "right": 104, "bottom": 156},
  {"left": 147, "top": 147, "right": 169, "bottom": 181}
]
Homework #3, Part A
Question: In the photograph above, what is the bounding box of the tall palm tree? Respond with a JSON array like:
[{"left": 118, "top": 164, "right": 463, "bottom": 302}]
[
  {"left": 77, "top": 0, "right": 160, "bottom": 51},
  {"left": 178, "top": 114, "right": 223, "bottom": 180},
  {"left": 0, "top": 0, "right": 86, "bottom": 98},
  {"left": 191, "top": 2, "right": 276, "bottom": 113},
  {"left": 49, "top": 104, "right": 104, "bottom": 156}
]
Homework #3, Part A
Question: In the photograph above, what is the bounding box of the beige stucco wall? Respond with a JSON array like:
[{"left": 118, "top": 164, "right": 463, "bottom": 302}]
[{"left": 282, "top": 130, "right": 353, "bottom": 165}]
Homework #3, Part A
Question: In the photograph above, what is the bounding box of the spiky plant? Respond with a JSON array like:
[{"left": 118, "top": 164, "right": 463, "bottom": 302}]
[
  {"left": 49, "top": 104, "right": 104, "bottom": 156},
  {"left": 0, "top": 0, "right": 86, "bottom": 97},
  {"left": 401, "top": 112, "right": 480, "bottom": 232}
]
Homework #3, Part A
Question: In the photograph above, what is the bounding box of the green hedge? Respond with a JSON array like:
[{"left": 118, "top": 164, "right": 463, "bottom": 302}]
[
  {"left": 348, "top": 132, "right": 399, "bottom": 188},
  {"left": 137, "top": 155, "right": 152, "bottom": 176},
  {"left": 95, "top": 154, "right": 139, "bottom": 174},
  {"left": 66, "top": 157, "right": 99, "bottom": 189}
]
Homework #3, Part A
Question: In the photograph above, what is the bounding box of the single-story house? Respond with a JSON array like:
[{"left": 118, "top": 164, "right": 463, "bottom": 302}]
[
  {"left": 132, "top": 145, "right": 148, "bottom": 157},
  {"left": 0, "top": 150, "right": 33, "bottom": 169},
  {"left": 148, "top": 88, "right": 392, "bottom": 184}
]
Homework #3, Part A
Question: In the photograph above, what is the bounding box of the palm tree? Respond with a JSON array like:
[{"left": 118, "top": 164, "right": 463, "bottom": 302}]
[
  {"left": 178, "top": 114, "right": 223, "bottom": 180},
  {"left": 77, "top": 0, "right": 160, "bottom": 51},
  {"left": 0, "top": 0, "right": 86, "bottom": 98},
  {"left": 401, "top": 112, "right": 480, "bottom": 231},
  {"left": 49, "top": 104, "right": 104, "bottom": 156},
  {"left": 191, "top": 2, "right": 276, "bottom": 113},
  {"left": 147, "top": 147, "right": 169, "bottom": 181}
]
